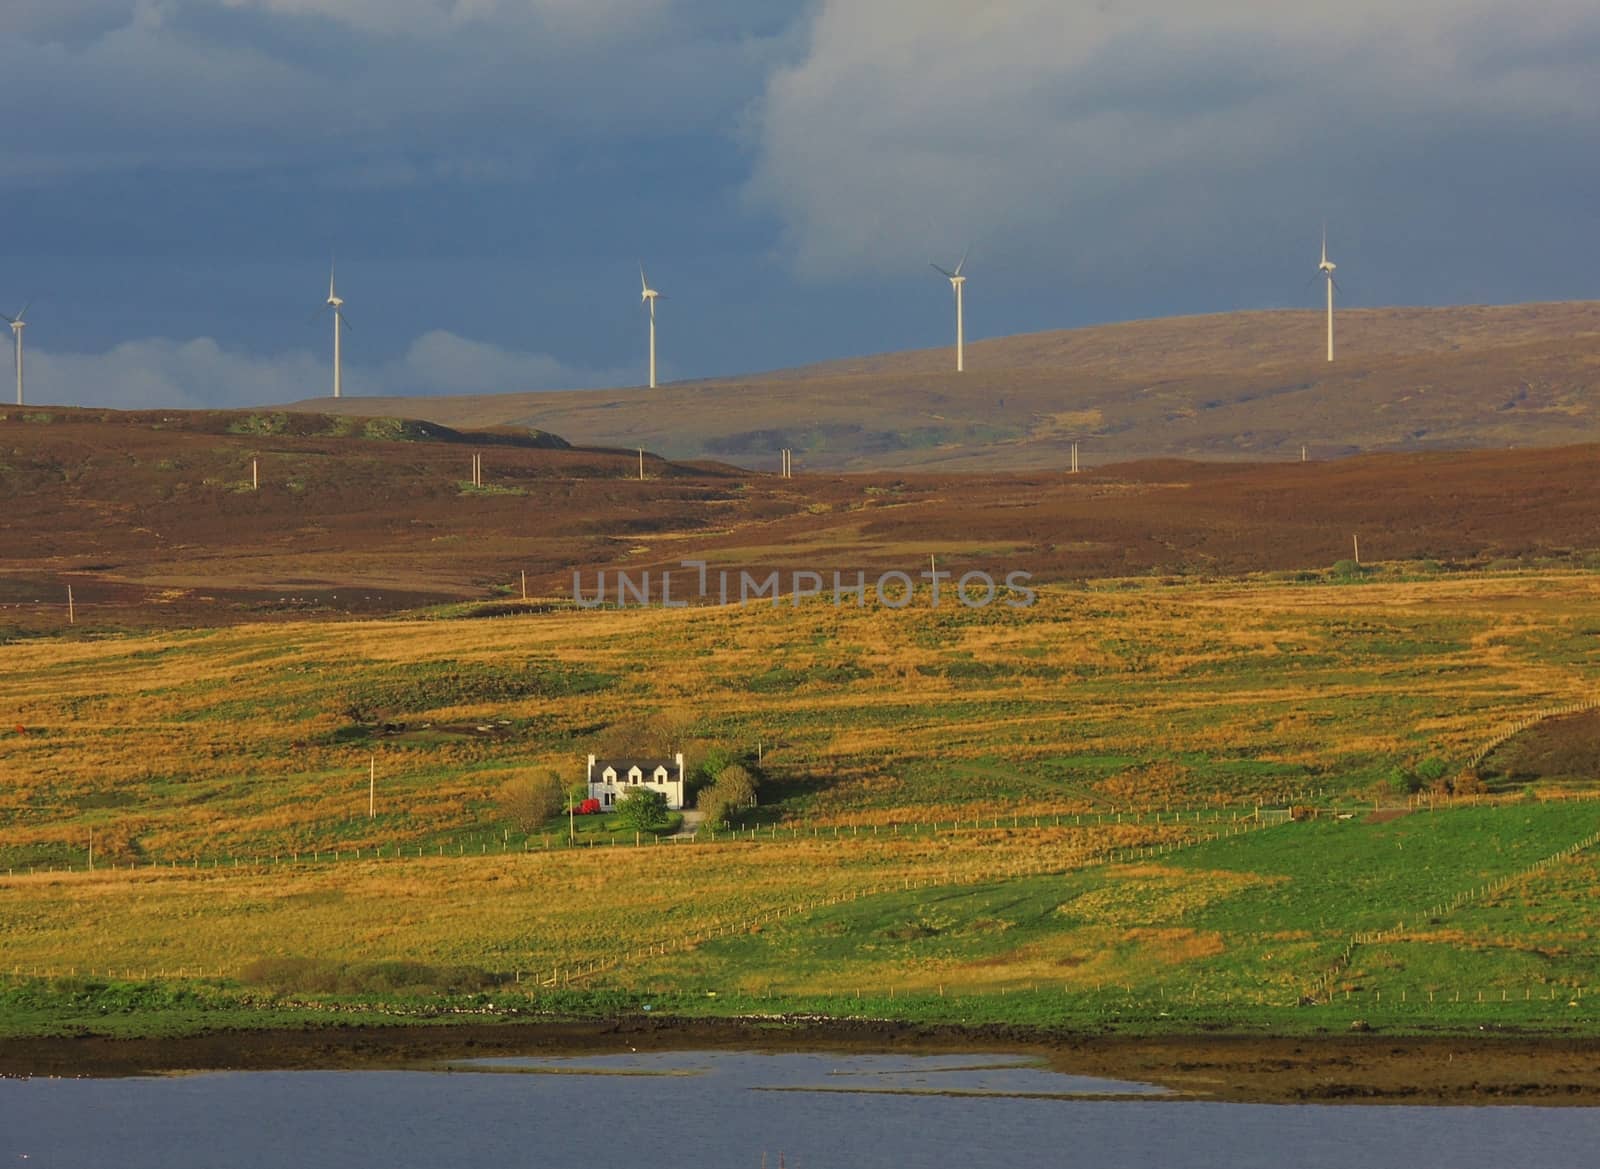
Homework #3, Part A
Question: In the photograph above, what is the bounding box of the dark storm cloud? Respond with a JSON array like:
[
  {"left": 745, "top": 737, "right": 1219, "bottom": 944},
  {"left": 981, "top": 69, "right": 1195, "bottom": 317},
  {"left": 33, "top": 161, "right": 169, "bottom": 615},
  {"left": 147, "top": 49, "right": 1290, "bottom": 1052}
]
[{"left": 4, "top": 1, "right": 1600, "bottom": 407}]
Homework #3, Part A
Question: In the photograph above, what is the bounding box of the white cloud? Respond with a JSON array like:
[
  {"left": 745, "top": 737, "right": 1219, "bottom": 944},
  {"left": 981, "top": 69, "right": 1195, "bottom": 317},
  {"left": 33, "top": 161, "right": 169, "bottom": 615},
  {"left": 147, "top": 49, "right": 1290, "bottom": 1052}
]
[
  {"left": 28, "top": 338, "right": 324, "bottom": 410},
  {"left": 22, "top": 331, "right": 622, "bottom": 410},
  {"left": 389, "top": 330, "right": 628, "bottom": 396},
  {"left": 745, "top": 1, "right": 1600, "bottom": 281}
]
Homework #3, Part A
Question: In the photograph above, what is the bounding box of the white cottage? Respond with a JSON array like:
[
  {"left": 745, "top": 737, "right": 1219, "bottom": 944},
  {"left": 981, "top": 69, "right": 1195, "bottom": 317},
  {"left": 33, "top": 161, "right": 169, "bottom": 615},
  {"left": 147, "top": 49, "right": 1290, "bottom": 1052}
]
[{"left": 587, "top": 753, "right": 686, "bottom": 811}]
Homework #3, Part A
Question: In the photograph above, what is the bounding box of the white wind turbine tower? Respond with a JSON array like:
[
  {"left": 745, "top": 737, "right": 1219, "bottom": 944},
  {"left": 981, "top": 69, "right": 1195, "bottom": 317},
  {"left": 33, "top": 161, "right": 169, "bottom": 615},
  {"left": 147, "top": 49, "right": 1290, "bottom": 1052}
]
[
  {"left": 931, "top": 251, "right": 969, "bottom": 372},
  {"left": 640, "top": 264, "right": 661, "bottom": 388},
  {"left": 1317, "top": 227, "right": 1339, "bottom": 363},
  {"left": 1, "top": 301, "right": 31, "bottom": 406},
  {"left": 323, "top": 264, "right": 350, "bottom": 397}
]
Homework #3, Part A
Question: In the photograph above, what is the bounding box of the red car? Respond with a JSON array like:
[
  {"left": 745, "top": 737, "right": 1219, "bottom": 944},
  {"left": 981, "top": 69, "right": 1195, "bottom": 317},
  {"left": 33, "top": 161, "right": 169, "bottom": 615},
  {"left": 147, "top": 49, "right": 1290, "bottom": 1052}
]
[{"left": 577, "top": 798, "right": 602, "bottom": 815}]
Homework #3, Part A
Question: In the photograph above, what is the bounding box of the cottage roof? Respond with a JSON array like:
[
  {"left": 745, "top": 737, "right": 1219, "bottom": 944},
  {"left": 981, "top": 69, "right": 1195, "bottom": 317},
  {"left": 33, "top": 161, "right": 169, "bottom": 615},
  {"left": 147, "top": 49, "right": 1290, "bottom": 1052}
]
[{"left": 593, "top": 757, "right": 677, "bottom": 778}]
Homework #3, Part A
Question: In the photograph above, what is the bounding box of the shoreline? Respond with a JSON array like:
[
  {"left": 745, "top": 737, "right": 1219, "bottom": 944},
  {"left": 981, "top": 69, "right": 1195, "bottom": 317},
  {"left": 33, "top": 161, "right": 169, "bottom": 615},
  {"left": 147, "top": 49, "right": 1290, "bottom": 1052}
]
[{"left": 5, "top": 1015, "right": 1600, "bottom": 1104}]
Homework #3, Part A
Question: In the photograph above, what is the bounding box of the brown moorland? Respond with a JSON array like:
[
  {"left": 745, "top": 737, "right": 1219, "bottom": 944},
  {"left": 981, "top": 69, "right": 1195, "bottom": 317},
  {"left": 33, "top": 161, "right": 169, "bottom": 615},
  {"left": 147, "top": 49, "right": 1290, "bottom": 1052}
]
[
  {"left": 1479, "top": 709, "right": 1600, "bottom": 788},
  {"left": 1, "top": 407, "right": 1598, "bottom": 630},
  {"left": 286, "top": 303, "right": 1600, "bottom": 469}
]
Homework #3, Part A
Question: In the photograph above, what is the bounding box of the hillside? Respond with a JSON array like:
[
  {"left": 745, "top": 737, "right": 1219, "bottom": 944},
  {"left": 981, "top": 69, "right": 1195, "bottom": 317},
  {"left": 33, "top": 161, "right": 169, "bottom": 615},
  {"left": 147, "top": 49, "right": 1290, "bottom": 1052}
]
[
  {"left": 285, "top": 302, "right": 1600, "bottom": 471},
  {"left": 4, "top": 569, "right": 1600, "bottom": 1054},
  {"left": 1, "top": 407, "right": 1598, "bottom": 631}
]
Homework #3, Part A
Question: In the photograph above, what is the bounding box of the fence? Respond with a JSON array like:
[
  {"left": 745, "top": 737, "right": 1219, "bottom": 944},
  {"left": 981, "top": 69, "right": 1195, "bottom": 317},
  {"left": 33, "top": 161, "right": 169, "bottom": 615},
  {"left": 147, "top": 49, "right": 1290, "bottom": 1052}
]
[
  {"left": 15, "top": 785, "right": 1600, "bottom": 884},
  {"left": 1315, "top": 825, "right": 1600, "bottom": 1000},
  {"left": 1466, "top": 697, "right": 1600, "bottom": 772},
  {"left": 0, "top": 802, "right": 1282, "bottom": 883}
]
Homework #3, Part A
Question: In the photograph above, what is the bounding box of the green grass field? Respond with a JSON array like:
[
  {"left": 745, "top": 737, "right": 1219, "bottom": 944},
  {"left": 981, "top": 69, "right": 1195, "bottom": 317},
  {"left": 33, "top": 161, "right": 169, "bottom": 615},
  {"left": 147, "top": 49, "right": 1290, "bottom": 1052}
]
[{"left": 1, "top": 570, "right": 1598, "bottom": 1038}]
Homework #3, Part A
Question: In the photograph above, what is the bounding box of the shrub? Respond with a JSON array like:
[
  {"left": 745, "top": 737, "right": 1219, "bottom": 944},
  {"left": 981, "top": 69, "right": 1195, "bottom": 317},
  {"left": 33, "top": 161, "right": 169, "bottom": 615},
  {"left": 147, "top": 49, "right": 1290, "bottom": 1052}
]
[
  {"left": 1414, "top": 757, "right": 1449, "bottom": 784},
  {"left": 614, "top": 787, "right": 670, "bottom": 831},
  {"left": 697, "top": 763, "right": 759, "bottom": 829},
  {"left": 498, "top": 771, "right": 563, "bottom": 833}
]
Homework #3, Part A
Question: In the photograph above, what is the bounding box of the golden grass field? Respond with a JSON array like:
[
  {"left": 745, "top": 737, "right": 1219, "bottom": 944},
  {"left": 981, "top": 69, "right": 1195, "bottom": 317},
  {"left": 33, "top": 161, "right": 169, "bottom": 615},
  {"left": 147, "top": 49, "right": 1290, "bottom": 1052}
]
[
  {"left": 2, "top": 569, "right": 1598, "bottom": 1008},
  {"left": 3, "top": 571, "right": 1596, "bottom": 864}
]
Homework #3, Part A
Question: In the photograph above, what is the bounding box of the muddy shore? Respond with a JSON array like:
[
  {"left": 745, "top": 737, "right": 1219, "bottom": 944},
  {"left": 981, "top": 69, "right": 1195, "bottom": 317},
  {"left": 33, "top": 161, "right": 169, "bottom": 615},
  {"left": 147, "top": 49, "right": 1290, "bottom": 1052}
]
[{"left": 5, "top": 1016, "right": 1600, "bottom": 1104}]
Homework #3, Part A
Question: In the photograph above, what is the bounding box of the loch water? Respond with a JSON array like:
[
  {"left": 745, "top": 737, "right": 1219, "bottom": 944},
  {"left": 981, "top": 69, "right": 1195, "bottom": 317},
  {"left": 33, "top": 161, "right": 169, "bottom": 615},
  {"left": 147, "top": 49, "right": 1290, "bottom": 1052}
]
[{"left": 4, "top": 1050, "right": 1599, "bottom": 1168}]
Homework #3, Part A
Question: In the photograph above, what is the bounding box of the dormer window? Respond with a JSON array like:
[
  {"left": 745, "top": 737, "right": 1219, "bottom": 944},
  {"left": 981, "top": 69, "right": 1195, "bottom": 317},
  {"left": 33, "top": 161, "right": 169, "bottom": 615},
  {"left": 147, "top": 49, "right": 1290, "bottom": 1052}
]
[{"left": 588, "top": 753, "right": 684, "bottom": 811}]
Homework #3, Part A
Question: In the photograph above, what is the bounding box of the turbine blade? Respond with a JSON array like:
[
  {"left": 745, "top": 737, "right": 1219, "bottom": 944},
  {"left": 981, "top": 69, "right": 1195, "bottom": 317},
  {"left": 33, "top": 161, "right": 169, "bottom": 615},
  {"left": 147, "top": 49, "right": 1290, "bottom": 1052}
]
[
  {"left": 14, "top": 300, "right": 32, "bottom": 322},
  {"left": 931, "top": 263, "right": 954, "bottom": 278},
  {"left": 954, "top": 248, "right": 969, "bottom": 277},
  {"left": 640, "top": 264, "right": 649, "bottom": 294},
  {"left": 337, "top": 310, "right": 352, "bottom": 331}
]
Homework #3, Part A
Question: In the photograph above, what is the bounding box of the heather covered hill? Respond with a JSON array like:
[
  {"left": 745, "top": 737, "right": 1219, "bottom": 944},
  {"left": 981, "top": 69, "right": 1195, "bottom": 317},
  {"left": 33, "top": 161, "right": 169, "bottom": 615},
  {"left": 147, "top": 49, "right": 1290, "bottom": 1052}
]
[
  {"left": 288, "top": 302, "right": 1600, "bottom": 470},
  {"left": 1, "top": 407, "right": 1598, "bottom": 631}
]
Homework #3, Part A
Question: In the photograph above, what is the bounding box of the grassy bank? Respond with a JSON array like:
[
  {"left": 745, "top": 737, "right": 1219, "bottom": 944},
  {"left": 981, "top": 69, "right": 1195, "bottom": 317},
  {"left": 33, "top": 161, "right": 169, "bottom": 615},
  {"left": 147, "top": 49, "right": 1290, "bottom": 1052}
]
[
  {"left": 4, "top": 573, "right": 1598, "bottom": 869},
  {"left": 2, "top": 571, "right": 1597, "bottom": 1042},
  {"left": 3, "top": 801, "right": 1599, "bottom": 1040}
]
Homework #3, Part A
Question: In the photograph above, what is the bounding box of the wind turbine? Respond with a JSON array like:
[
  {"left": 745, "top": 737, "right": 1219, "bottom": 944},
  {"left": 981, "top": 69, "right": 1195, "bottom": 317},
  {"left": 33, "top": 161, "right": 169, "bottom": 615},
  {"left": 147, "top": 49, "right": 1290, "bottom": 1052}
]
[
  {"left": 931, "top": 252, "right": 968, "bottom": 372},
  {"left": 1317, "top": 227, "right": 1339, "bottom": 363},
  {"left": 323, "top": 264, "right": 350, "bottom": 398},
  {"left": 1, "top": 301, "right": 30, "bottom": 406},
  {"left": 640, "top": 264, "right": 661, "bottom": 388}
]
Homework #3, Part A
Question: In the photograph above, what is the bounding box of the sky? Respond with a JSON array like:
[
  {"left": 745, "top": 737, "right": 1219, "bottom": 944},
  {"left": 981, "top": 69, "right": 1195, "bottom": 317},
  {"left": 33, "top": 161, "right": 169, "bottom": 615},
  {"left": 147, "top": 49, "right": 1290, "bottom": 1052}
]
[{"left": 5, "top": 0, "right": 1600, "bottom": 409}]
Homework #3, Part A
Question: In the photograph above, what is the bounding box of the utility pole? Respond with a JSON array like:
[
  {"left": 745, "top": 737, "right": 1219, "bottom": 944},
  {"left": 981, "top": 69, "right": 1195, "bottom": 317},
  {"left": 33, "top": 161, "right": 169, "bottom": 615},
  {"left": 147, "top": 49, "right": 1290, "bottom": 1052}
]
[
  {"left": 638, "top": 448, "right": 645, "bottom": 481},
  {"left": 1353, "top": 534, "right": 1361, "bottom": 565},
  {"left": 66, "top": 585, "right": 75, "bottom": 625},
  {"left": 252, "top": 458, "right": 259, "bottom": 490},
  {"left": 520, "top": 570, "right": 527, "bottom": 601},
  {"left": 1070, "top": 442, "right": 1080, "bottom": 474},
  {"left": 368, "top": 755, "right": 376, "bottom": 819}
]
